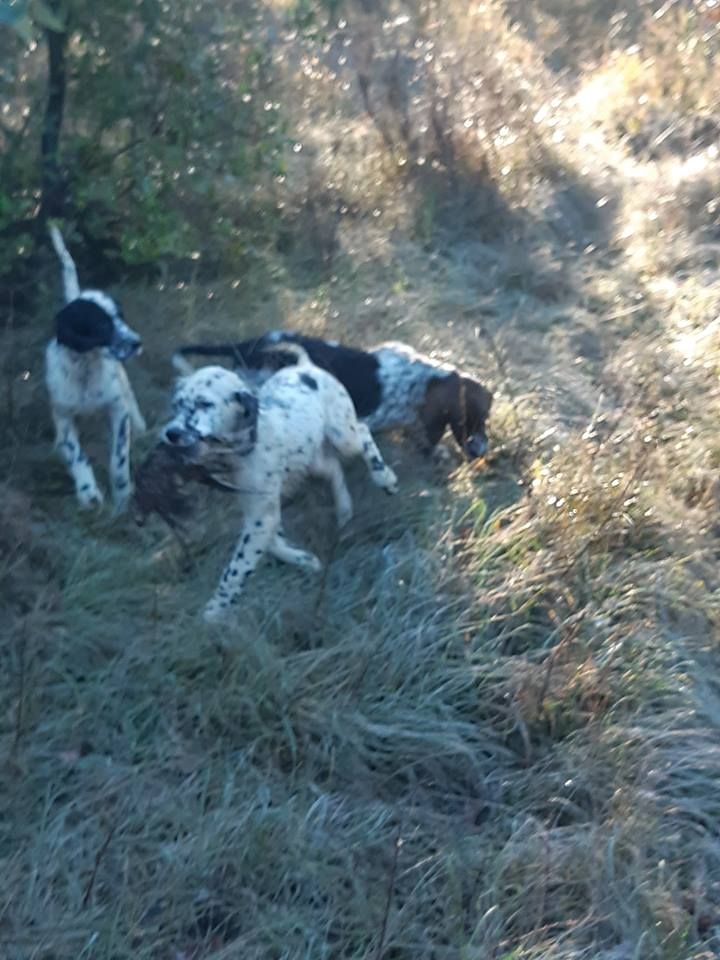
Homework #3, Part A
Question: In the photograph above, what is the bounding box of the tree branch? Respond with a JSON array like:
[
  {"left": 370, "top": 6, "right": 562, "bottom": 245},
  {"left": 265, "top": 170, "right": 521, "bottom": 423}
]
[{"left": 39, "top": 11, "right": 68, "bottom": 221}]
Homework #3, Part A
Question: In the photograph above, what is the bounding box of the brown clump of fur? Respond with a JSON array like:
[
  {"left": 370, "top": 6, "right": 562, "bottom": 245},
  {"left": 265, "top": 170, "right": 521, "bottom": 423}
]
[
  {"left": 133, "top": 443, "right": 241, "bottom": 532},
  {"left": 133, "top": 445, "right": 196, "bottom": 530}
]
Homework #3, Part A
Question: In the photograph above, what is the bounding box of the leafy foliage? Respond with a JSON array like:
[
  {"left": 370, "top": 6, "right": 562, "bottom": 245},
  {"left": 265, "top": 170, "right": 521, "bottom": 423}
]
[
  {"left": 0, "top": 0, "right": 65, "bottom": 42},
  {"left": 1, "top": 0, "right": 288, "bottom": 276}
]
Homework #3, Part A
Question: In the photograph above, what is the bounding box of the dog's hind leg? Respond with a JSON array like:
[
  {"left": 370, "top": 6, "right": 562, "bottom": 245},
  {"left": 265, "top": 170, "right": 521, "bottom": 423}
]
[
  {"left": 311, "top": 449, "right": 354, "bottom": 526},
  {"left": 328, "top": 420, "right": 398, "bottom": 495},
  {"left": 126, "top": 385, "right": 146, "bottom": 434},
  {"left": 358, "top": 426, "right": 398, "bottom": 494},
  {"left": 118, "top": 367, "right": 146, "bottom": 433},
  {"left": 52, "top": 411, "right": 104, "bottom": 507},
  {"left": 269, "top": 531, "right": 322, "bottom": 571}
]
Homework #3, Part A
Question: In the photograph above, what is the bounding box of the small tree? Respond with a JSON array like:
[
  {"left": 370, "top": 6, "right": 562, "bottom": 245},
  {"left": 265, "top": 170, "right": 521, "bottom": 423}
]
[
  {"left": 1, "top": 0, "right": 287, "bottom": 278},
  {"left": 1, "top": 0, "right": 67, "bottom": 233}
]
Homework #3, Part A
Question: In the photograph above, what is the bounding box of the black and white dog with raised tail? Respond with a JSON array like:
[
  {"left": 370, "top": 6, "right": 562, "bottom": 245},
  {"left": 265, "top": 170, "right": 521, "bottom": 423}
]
[{"left": 45, "top": 225, "right": 146, "bottom": 512}]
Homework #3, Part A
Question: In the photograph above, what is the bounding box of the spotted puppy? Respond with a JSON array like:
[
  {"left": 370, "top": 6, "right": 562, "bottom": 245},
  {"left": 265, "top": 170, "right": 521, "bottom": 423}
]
[
  {"left": 45, "top": 225, "right": 145, "bottom": 512},
  {"left": 174, "top": 331, "right": 493, "bottom": 459},
  {"left": 161, "top": 352, "right": 398, "bottom": 622}
]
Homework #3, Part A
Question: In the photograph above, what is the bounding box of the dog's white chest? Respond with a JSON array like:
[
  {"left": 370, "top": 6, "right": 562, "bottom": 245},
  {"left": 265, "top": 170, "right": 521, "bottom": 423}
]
[{"left": 45, "top": 341, "right": 120, "bottom": 414}]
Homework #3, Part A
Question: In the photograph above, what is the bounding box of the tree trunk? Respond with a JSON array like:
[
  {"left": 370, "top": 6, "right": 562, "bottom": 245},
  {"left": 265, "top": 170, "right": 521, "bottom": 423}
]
[{"left": 39, "top": 16, "right": 68, "bottom": 221}]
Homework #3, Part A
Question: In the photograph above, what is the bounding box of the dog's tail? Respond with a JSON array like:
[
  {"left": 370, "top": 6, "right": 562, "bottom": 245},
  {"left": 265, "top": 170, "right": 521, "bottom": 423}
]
[
  {"left": 172, "top": 340, "right": 310, "bottom": 375},
  {"left": 172, "top": 343, "right": 254, "bottom": 375},
  {"left": 49, "top": 223, "right": 81, "bottom": 303},
  {"left": 260, "top": 341, "right": 312, "bottom": 367}
]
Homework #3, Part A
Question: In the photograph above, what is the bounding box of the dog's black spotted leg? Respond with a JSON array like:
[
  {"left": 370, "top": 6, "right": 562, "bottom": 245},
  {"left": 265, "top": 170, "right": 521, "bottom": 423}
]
[
  {"left": 109, "top": 406, "right": 132, "bottom": 514},
  {"left": 203, "top": 505, "right": 279, "bottom": 623},
  {"left": 52, "top": 412, "right": 104, "bottom": 507}
]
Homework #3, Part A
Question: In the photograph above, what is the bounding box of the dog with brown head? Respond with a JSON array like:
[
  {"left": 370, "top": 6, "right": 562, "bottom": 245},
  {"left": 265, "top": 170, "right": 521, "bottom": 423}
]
[{"left": 420, "top": 373, "right": 493, "bottom": 459}]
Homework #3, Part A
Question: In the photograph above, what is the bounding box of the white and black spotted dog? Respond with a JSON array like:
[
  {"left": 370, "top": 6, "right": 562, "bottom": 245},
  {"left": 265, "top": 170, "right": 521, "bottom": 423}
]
[
  {"left": 174, "top": 330, "right": 493, "bottom": 460},
  {"left": 45, "top": 225, "right": 146, "bottom": 512},
  {"left": 161, "top": 349, "right": 398, "bottom": 623}
]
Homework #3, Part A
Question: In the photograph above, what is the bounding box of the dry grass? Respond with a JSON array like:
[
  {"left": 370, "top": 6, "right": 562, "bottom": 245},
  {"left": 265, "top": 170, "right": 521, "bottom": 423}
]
[{"left": 3, "top": 1, "right": 720, "bottom": 958}]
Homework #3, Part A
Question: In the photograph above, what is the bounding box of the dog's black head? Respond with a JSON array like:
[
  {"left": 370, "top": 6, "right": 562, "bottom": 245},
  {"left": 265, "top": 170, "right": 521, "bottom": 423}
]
[{"left": 55, "top": 293, "right": 142, "bottom": 360}]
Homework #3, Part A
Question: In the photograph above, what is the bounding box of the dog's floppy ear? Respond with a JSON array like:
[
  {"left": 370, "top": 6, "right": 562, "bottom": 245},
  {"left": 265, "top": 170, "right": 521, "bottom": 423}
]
[
  {"left": 233, "top": 390, "right": 258, "bottom": 421},
  {"left": 55, "top": 300, "right": 114, "bottom": 353},
  {"left": 450, "top": 376, "right": 493, "bottom": 459},
  {"left": 231, "top": 389, "right": 258, "bottom": 449},
  {"left": 463, "top": 377, "right": 493, "bottom": 424}
]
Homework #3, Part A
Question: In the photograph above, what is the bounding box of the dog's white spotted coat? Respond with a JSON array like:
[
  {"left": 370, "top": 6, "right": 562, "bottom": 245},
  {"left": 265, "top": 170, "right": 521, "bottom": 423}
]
[
  {"left": 366, "top": 342, "right": 455, "bottom": 431},
  {"left": 161, "top": 355, "right": 398, "bottom": 622}
]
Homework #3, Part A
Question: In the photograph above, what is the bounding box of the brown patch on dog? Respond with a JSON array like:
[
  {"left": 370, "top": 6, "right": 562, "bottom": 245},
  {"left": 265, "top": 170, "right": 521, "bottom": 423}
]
[
  {"left": 133, "top": 445, "right": 197, "bottom": 531},
  {"left": 419, "top": 374, "right": 493, "bottom": 457}
]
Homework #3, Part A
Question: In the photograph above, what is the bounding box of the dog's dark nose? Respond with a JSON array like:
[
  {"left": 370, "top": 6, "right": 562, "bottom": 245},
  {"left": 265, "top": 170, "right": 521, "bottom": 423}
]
[
  {"left": 109, "top": 335, "right": 142, "bottom": 361},
  {"left": 465, "top": 435, "right": 488, "bottom": 459},
  {"left": 165, "top": 427, "right": 183, "bottom": 445}
]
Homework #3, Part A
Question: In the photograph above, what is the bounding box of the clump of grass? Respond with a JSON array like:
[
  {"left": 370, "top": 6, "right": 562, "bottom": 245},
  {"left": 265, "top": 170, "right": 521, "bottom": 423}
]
[{"left": 572, "top": 4, "right": 720, "bottom": 159}]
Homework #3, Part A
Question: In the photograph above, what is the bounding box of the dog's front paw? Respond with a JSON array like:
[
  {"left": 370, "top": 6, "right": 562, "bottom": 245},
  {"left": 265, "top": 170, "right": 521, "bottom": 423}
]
[
  {"left": 77, "top": 484, "right": 105, "bottom": 509},
  {"left": 203, "top": 599, "right": 231, "bottom": 625},
  {"left": 111, "top": 488, "right": 133, "bottom": 517},
  {"left": 299, "top": 552, "right": 322, "bottom": 573},
  {"left": 380, "top": 466, "right": 399, "bottom": 496}
]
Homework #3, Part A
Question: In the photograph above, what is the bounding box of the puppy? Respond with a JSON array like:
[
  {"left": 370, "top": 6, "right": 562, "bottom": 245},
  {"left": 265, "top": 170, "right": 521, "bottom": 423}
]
[
  {"left": 45, "top": 225, "right": 146, "bottom": 511},
  {"left": 161, "top": 351, "right": 398, "bottom": 622},
  {"left": 174, "top": 331, "right": 493, "bottom": 459}
]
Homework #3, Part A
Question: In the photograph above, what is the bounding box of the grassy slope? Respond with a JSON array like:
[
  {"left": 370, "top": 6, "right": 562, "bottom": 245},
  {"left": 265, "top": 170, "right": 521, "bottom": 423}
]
[{"left": 3, "top": 2, "right": 720, "bottom": 958}]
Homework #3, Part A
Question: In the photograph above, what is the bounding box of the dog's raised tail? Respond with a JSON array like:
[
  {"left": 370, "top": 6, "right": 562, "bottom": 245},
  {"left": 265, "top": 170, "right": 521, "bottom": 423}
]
[
  {"left": 49, "top": 224, "right": 81, "bottom": 303},
  {"left": 172, "top": 343, "right": 243, "bottom": 375},
  {"left": 172, "top": 340, "right": 310, "bottom": 375},
  {"left": 260, "top": 341, "right": 311, "bottom": 367}
]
